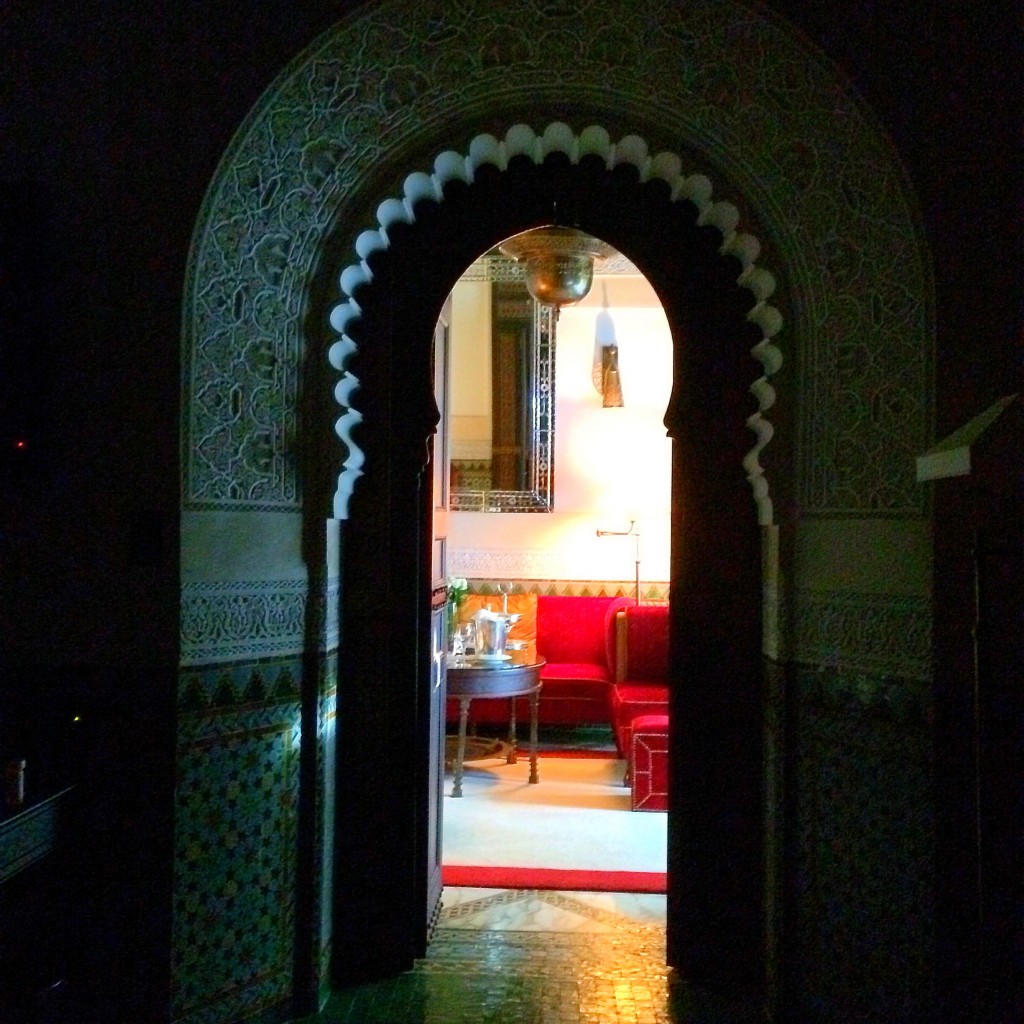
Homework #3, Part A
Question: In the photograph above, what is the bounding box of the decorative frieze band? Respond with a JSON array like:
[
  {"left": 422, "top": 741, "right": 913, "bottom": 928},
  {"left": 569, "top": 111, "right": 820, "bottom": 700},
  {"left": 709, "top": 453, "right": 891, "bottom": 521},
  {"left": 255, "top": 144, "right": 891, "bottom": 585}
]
[
  {"left": 180, "top": 578, "right": 339, "bottom": 666},
  {"left": 466, "top": 577, "right": 669, "bottom": 603},
  {"left": 451, "top": 548, "right": 557, "bottom": 580},
  {"left": 792, "top": 589, "right": 931, "bottom": 682}
]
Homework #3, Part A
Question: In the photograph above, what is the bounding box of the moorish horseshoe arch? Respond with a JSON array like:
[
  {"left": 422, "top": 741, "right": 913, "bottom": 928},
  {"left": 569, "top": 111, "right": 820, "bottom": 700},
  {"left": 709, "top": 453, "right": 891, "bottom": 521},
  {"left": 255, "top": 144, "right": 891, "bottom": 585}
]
[
  {"left": 328, "top": 122, "right": 784, "bottom": 524},
  {"left": 182, "top": 0, "right": 931, "bottom": 527},
  {"left": 176, "top": 0, "right": 934, "bottom": 1014},
  {"left": 325, "top": 128, "right": 776, "bottom": 986}
]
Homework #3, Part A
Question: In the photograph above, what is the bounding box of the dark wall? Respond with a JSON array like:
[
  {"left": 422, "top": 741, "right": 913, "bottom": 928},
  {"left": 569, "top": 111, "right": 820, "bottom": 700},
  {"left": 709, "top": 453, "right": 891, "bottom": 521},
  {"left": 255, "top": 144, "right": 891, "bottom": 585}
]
[
  {"left": 2, "top": 1, "right": 1018, "bottom": 663},
  {"left": 776, "top": 1, "right": 1021, "bottom": 431},
  {"left": 2, "top": 3, "right": 346, "bottom": 666},
  {"left": 0, "top": 1, "right": 1018, "bottom": 1020}
]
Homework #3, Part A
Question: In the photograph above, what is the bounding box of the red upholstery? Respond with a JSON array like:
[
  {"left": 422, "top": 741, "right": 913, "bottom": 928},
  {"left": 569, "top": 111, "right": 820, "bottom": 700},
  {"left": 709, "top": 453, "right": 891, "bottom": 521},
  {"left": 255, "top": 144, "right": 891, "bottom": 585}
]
[
  {"left": 631, "top": 714, "right": 669, "bottom": 811},
  {"left": 539, "top": 661, "right": 609, "bottom": 681},
  {"left": 537, "top": 595, "right": 622, "bottom": 664},
  {"left": 611, "top": 683, "right": 670, "bottom": 755},
  {"left": 608, "top": 603, "right": 671, "bottom": 756},
  {"left": 447, "top": 594, "right": 631, "bottom": 728},
  {"left": 536, "top": 595, "right": 631, "bottom": 724},
  {"left": 622, "top": 604, "right": 669, "bottom": 681}
]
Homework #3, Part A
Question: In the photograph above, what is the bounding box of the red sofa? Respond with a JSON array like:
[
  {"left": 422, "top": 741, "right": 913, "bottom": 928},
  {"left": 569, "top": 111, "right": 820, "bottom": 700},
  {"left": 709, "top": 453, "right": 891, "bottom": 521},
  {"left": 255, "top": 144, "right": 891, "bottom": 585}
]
[
  {"left": 534, "top": 594, "right": 632, "bottom": 725},
  {"left": 608, "top": 603, "right": 671, "bottom": 756},
  {"left": 607, "top": 603, "right": 671, "bottom": 811},
  {"left": 445, "top": 593, "right": 631, "bottom": 728},
  {"left": 444, "top": 593, "right": 672, "bottom": 811}
]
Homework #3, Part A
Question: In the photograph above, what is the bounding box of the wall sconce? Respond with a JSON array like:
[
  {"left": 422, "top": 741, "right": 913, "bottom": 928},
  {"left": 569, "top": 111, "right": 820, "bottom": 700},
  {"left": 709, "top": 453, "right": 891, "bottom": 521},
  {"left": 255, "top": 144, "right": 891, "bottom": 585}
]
[
  {"left": 598, "top": 345, "right": 624, "bottom": 407},
  {"left": 592, "top": 284, "right": 624, "bottom": 407}
]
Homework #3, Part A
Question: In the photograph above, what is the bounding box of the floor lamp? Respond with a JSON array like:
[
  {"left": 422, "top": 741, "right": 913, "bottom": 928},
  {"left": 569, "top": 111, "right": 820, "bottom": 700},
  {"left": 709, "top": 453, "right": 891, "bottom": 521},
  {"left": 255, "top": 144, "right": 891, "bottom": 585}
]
[{"left": 596, "top": 520, "right": 641, "bottom": 605}]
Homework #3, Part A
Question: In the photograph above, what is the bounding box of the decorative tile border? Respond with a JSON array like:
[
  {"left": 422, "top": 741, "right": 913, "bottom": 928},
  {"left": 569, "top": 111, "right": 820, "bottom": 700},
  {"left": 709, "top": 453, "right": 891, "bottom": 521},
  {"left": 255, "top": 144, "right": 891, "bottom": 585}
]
[
  {"left": 466, "top": 577, "right": 670, "bottom": 603},
  {"left": 178, "top": 656, "right": 303, "bottom": 715}
]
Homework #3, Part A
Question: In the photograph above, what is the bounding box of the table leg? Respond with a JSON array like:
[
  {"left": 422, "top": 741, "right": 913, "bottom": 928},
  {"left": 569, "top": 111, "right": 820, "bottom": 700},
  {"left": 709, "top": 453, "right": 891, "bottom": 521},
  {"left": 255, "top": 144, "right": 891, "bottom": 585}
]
[
  {"left": 506, "top": 698, "right": 518, "bottom": 764},
  {"left": 528, "top": 688, "right": 539, "bottom": 784},
  {"left": 452, "top": 697, "right": 471, "bottom": 798}
]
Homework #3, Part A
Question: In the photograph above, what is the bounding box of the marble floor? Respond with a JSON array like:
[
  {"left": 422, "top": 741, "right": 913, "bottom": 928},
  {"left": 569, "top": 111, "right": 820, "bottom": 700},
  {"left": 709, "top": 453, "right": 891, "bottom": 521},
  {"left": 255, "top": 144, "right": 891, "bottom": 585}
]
[
  {"left": 297, "top": 886, "right": 760, "bottom": 1024},
  {"left": 291, "top": 732, "right": 759, "bottom": 1022}
]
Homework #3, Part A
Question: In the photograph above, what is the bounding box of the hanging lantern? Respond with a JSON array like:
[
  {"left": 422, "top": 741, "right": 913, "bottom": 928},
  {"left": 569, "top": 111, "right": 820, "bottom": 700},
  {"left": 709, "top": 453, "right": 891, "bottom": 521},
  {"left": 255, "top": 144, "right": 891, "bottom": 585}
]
[{"left": 498, "top": 226, "right": 614, "bottom": 311}]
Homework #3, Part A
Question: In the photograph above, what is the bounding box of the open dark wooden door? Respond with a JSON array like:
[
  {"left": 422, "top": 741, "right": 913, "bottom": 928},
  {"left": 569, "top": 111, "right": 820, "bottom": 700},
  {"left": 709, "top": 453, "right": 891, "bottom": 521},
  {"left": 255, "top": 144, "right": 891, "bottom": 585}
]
[{"left": 422, "top": 297, "right": 452, "bottom": 946}]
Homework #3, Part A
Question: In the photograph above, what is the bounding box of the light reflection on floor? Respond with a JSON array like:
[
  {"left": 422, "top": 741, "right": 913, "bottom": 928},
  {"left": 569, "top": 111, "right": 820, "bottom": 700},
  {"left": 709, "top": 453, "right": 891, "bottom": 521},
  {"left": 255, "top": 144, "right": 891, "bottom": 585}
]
[
  {"left": 296, "top": 730, "right": 757, "bottom": 1022},
  {"left": 297, "top": 886, "right": 760, "bottom": 1024}
]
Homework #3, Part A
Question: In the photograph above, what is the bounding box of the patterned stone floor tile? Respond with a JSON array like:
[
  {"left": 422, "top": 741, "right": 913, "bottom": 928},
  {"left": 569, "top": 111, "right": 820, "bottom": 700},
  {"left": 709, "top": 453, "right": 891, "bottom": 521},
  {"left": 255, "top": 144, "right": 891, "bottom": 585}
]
[{"left": 292, "top": 898, "right": 762, "bottom": 1024}]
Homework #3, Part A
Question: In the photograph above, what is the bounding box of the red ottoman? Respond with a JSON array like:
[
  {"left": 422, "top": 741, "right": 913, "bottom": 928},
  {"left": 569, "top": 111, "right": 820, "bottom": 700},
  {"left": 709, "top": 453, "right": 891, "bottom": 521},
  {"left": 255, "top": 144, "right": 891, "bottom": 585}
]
[{"left": 630, "top": 714, "right": 669, "bottom": 811}]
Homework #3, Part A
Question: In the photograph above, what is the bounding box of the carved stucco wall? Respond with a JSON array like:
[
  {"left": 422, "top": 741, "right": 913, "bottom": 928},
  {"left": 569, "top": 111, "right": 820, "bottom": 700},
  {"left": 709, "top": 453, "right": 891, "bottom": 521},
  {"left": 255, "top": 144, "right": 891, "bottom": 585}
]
[
  {"left": 181, "top": 0, "right": 932, "bottom": 677},
  {"left": 177, "top": 1, "right": 934, "bottom": 1020}
]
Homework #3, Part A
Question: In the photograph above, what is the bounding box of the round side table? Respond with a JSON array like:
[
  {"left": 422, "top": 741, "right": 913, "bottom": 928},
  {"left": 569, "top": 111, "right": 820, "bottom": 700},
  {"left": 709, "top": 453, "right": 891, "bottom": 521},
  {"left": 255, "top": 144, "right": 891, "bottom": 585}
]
[{"left": 445, "top": 656, "right": 545, "bottom": 797}]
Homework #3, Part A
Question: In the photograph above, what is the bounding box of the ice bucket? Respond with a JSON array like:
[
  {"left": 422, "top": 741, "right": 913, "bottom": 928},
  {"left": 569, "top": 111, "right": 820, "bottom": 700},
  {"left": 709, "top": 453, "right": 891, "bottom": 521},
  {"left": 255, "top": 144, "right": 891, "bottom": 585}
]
[{"left": 472, "top": 609, "right": 520, "bottom": 657}]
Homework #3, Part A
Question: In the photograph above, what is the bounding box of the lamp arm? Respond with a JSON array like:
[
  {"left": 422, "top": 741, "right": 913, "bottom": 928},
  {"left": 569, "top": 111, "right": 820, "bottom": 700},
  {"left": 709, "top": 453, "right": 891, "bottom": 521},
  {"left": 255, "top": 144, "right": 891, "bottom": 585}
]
[{"left": 595, "top": 520, "right": 642, "bottom": 605}]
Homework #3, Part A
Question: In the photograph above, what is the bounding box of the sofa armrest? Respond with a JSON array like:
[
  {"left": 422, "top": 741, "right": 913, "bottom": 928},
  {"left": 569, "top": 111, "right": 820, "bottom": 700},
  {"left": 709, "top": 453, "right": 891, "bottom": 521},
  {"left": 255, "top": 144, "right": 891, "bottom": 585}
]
[
  {"left": 612, "top": 608, "right": 628, "bottom": 683},
  {"left": 613, "top": 603, "right": 670, "bottom": 683}
]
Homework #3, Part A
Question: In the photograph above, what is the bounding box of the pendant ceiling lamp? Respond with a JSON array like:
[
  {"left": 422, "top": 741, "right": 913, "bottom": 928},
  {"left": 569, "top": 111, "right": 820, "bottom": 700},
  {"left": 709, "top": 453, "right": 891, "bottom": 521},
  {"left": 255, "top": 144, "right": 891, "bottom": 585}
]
[{"left": 498, "top": 226, "right": 614, "bottom": 311}]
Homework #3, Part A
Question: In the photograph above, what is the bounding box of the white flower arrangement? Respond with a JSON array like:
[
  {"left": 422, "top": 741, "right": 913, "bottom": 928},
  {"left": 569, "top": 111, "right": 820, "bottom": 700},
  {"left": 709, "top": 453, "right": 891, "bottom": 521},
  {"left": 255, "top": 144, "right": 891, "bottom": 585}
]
[{"left": 446, "top": 576, "right": 469, "bottom": 606}]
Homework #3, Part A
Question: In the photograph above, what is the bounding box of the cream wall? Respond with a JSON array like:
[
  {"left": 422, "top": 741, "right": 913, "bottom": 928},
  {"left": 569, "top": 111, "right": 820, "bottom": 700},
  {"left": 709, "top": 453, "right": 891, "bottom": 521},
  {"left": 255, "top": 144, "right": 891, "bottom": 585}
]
[{"left": 448, "top": 273, "right": 673, "bottom": 585}]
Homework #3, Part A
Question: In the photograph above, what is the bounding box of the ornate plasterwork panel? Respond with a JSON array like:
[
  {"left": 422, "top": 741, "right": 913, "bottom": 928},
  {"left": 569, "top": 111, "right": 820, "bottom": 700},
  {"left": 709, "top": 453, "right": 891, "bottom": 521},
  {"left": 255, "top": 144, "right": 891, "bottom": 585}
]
[
  {"left": 180, "top": 578, "right": 339, "bottom": 666},
  {"left": 182, "top": 0, "right": 932, "bottom": 518},
  {"left": 793, "top": 588, "right": 931, "bottom": 682}
]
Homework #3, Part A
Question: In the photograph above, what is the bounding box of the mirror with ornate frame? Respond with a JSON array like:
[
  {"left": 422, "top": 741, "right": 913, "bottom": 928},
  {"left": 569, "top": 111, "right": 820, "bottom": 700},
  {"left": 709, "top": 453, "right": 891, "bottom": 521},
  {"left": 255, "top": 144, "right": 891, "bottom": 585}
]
[{"left": 448, "top": 253, "right": 556, "bottom": 512}]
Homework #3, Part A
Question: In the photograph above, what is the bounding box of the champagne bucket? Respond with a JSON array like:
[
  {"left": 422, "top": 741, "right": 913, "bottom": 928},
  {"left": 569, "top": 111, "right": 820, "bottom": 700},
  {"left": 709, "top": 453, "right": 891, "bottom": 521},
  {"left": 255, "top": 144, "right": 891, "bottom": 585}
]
[{"left": 472, "top": 611, "right": 520, "bottom": 657}]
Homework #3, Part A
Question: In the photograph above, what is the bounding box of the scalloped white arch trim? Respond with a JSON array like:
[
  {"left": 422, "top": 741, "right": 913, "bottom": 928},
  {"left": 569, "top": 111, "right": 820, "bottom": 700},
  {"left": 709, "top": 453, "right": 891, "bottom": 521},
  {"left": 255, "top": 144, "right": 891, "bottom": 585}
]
[{"left": 330, "top": 122, "right": 784, "bottom": 525}]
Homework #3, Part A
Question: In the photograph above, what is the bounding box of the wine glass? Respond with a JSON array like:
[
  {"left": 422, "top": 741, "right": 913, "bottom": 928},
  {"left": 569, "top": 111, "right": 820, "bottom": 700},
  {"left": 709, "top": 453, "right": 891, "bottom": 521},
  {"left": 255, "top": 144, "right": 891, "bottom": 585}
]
[
  {"left": 452, "top": 622, "right": 474, "bottom": 664},
  {"left": 497, "top": 580, "right": 513, "bottom": 614}
]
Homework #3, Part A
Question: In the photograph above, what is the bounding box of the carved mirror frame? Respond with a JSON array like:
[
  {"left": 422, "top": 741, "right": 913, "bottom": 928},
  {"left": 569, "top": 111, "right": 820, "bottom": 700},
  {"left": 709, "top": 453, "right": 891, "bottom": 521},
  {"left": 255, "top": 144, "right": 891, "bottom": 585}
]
[{"left": 448, "top": 254, "right": 557, "bottom": 513}]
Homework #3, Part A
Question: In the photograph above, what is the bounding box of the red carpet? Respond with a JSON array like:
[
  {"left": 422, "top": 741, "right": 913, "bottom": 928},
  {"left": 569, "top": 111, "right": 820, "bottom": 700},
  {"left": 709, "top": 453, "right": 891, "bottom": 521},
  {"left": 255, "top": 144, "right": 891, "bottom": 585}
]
[{"left": 442, "top": 864, "right": 666, "bottom": 893}]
